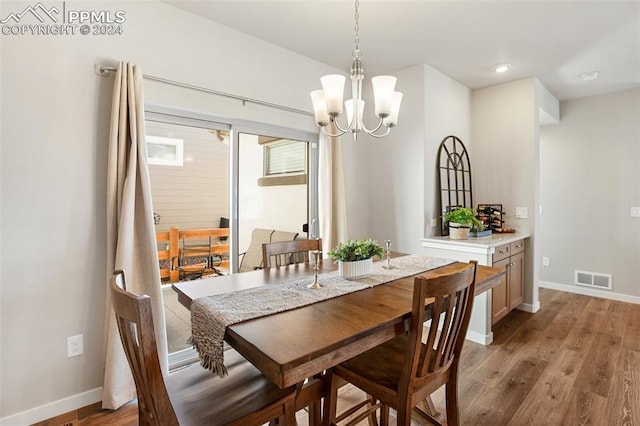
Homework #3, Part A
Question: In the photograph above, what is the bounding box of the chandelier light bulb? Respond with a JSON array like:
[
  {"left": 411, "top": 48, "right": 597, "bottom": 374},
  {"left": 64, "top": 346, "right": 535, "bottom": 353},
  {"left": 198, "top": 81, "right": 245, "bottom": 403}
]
[
  {"left": 320, "top": 74, "right": 346, "bottom": 115},
  {"left": 371, "top": 76, "right": 396, "bottom": 117},
  {"left": 310, "top": 90, "right": 330, "bottom": 126},
  {"left": 384, "top": 92, "right": 403, "bottom": 127},
  {"left": 345, "top": 99, "right": 365, "bottom": 130}
]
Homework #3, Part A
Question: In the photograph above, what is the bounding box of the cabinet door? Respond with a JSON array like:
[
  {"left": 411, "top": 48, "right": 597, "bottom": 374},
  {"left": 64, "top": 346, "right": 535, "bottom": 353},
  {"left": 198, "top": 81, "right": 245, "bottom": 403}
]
[
  {"left": 508, "top": 251, "right": 525, "bottom": 310},
  {"left": 492, "top": 257, "right": 509, "bottom": 324}
]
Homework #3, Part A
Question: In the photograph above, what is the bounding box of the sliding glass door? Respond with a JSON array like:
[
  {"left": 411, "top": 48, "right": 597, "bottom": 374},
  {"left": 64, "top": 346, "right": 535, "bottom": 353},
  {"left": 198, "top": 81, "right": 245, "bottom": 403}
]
[
  {"left": 230, "top": 125, "right": 318, "bottom": 273},
  {"left": 236, "top": 133, "right": 312, "bottom": 271},
  {"left": 144, "top": 107, "right": 318, "bottom": 365}
]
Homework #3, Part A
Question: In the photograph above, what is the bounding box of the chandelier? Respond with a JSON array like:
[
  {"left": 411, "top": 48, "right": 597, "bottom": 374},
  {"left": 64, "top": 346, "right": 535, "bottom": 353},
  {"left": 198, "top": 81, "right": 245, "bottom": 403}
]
[{"left": 310, "top": 0, "right": 402, "bottom": 140}]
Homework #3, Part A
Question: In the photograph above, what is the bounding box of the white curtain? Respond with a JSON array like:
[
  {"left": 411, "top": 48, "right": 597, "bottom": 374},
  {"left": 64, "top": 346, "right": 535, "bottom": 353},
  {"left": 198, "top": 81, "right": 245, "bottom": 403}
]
[
  {"left": 102, "top": 62, "right": 168, "bottom": 410},
  {"left": 318, "top": 129, "right": 348, "bottom": 253}
]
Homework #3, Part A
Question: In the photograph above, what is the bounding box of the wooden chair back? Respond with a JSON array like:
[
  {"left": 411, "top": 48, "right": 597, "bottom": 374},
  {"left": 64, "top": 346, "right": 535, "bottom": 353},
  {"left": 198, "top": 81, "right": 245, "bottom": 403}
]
[
  {"left": 111, "top": 270, "right": 298, "bottom": 425},
  {"left": 408, "top": 260, "right": 477, "bottom": 387},
  {"left": 262, "top": 238, "right": 322, "bottom": 269},
  {"left": 110, "top": 270, "right": 178, "bottom": 425}
]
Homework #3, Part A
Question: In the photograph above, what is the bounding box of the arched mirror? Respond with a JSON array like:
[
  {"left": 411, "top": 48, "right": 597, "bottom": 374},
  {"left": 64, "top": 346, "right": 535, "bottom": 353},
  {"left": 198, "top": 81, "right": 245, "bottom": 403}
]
[{"left": 437, "top": 135, "right": 473, "bottom": 236}]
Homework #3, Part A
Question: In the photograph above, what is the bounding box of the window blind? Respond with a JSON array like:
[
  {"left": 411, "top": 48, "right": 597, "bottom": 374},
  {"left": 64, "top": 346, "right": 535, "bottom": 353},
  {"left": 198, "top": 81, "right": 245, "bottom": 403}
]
[{"left": 266, "top": 140, "right": 306, "bottom": 175}]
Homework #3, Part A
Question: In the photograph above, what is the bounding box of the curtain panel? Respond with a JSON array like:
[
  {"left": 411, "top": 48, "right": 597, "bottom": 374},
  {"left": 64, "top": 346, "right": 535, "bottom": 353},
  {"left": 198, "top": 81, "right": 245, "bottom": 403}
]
[
  {"left": 102, "top": 62, "right": 168, "bottom": 409},
  {"left": 318, "top": 129, "right": 348, "bottom": 253}
]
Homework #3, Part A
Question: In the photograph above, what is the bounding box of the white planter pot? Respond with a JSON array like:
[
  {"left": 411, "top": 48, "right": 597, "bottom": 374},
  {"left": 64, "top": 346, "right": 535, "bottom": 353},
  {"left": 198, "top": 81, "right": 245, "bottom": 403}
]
[
  {"left": 449, "top": 223, "right": 470, "bottom": 240},
  {"left": 339, "top": 258, "right": 373, "bottom": 280}
]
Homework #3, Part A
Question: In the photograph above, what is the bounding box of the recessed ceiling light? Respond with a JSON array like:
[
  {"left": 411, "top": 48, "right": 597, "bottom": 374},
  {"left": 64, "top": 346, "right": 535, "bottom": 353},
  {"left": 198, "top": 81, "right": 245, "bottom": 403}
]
[
  {"left": 491, "top": 63, "right": 512, "bottom": 73},
  {"left": 580, "top": 71, "right": 600, "bottom": 81}
]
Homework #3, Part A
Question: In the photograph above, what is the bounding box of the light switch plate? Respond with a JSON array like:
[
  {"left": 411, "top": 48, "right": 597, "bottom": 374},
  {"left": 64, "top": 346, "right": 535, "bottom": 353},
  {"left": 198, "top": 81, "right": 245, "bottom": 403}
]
[
  {"left": 631, "top": 207, "right": 640, "bottom": 218},
  {"left": 515, "top": 207, "right": 528, "bottom": 219}
]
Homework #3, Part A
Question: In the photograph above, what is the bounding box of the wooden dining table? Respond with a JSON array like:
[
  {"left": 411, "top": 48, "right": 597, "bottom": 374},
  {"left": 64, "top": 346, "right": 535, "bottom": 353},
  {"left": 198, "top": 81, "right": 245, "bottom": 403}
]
[{"left": 172, "top": 257, "right": 506, "bottom": 420}]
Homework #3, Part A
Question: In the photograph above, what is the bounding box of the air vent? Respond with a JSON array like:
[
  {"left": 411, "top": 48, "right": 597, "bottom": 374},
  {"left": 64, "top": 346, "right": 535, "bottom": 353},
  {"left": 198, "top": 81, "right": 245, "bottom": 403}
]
[{"left": 575, "top": 270, "right": 612, "bottom": 290}]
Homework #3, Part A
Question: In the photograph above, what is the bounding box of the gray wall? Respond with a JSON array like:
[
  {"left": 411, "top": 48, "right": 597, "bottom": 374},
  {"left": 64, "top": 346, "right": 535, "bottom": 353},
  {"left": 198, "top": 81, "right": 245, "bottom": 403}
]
[
  {"left": 365, "top": 65, "right": 471, "bottom": 254},
  {"left": 539, "top": 88, "right": 640, "bottom": 298},
  {"left": 470, "top": 79, "right": 539, "bottom": 307},
  {"left": 0, "top": 0, "right": 339, "bottom": 421}
]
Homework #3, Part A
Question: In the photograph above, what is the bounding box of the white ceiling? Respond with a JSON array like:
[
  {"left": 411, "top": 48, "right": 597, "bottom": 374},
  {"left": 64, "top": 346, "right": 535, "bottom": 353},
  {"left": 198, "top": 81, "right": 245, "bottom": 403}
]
[{"left": 166, "top": 0, "right": 640, "bottom": 101}]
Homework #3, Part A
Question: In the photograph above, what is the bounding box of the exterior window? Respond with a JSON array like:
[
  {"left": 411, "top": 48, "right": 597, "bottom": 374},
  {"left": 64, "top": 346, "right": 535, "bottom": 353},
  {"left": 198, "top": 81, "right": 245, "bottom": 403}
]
[
  {"left": 147, "top": 136, "right": 184, "bottom": 166},
  {"left": 265, "top": 140, "right": 306, "bottom": 176},
  {"left": 259, "top": 139, "right": 307, "bottom": 186}
]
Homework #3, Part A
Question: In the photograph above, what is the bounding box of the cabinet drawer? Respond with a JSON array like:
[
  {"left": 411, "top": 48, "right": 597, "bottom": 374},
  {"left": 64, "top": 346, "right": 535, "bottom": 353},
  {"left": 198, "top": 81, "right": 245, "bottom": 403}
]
[
  {"left": 510, "top": 239, "right": 525, "bottom": 255},
  {"left": 492, "top": 243, "right": 510, "bottom": 263}
]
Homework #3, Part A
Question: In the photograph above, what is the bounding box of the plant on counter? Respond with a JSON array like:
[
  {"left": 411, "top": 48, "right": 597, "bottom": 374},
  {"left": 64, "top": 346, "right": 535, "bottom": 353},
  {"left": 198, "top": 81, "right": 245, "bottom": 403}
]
[
  {"left": 444, "top": 207, "right": 484, "bottom": 230},
  {"left": 327, "top": 238, "right": 384, "bottom": 262}
]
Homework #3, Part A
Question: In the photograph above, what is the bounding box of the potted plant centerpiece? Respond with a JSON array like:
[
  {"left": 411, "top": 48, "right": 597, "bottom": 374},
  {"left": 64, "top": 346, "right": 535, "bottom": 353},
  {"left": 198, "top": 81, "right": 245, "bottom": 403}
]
[
  {"left": 444, "top": 207, "right": 484, "bottom": 240},
  {"left": 328, "top": 238, "right": 384, "bottom": 280}
]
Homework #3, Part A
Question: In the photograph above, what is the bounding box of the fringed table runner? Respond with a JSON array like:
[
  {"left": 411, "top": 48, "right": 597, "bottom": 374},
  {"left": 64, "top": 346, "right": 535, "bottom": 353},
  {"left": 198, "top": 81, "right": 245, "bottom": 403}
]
[{"left": 190, "top": 255, "right": 454, "bottom": 376}]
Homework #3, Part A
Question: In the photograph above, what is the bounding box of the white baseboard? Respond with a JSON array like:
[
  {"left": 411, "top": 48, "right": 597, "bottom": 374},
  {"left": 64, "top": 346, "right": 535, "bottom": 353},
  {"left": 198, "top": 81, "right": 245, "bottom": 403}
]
[
  {"left": 539, "top": 281, "right": 640, "bottom": 305},
  {"left": 517, "top": 300, "right": 540, "bottom": 313},
  {"left": 0, "top": 387, "right": 103, "bottom": 426},
  {"left": 425, "top": 322, "right": 493, "bottom": 346},
  {"left": 465, "top": 329, "right": 493, "bottom": 346}
]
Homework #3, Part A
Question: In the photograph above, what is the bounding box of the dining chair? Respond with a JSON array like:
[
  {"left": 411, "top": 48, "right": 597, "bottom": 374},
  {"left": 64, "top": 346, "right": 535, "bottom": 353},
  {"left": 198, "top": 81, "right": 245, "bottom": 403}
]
[
  {"left": 322, "top": 260, "right": 478, "bottom": 426},
  {"left": 262, "top": 238, "right": 322, "bottom": 269},
  {"left": 110, "top": 270, "right": 297, "bottom": 425},
  {"left": 260, "top": 237, "right": 324, "bottom": 424}
]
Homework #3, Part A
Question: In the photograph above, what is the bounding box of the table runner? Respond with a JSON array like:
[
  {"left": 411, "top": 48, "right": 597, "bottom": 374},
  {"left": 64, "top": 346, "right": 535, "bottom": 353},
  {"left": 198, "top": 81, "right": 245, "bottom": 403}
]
[{"left": 190, "top": 254, "right": 454, "bottom": 376}]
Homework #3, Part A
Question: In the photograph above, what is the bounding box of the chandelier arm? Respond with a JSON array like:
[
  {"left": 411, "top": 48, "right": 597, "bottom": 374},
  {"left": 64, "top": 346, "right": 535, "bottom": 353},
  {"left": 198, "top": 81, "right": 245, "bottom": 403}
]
[
  {"left": 332, "top": 116, "right": 353, "bottom": 134},
  {"left": 360, "top": 116, "right": 385, "bottom": 135},
  {"left": 364, "top": 125, "right": 392, "bottom": 139},
  {"left": 319, "top": 122, "right": 347, "bottom": 138}
]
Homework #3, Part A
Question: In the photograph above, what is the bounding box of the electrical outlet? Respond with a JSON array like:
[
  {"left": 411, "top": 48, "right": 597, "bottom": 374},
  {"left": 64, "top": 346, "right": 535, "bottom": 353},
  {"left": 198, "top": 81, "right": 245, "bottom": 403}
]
[
  {"left": 430, "top": 218, "right": 437, "bottom": 227},
  {"left": 631, "top": 207, "right": 640, "bottom": 218},
  {"left": 67, "top": 335, "right": 84, "bottom": 358},
  {"left": 542, "top": 256, "right": 550, "bottom": 266}
]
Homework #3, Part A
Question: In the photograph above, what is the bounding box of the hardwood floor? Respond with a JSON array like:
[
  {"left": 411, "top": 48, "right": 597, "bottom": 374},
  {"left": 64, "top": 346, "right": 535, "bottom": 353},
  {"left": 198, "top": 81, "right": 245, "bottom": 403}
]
[{"left": 36, "top": 289, "right": 639, "bottom": 425}]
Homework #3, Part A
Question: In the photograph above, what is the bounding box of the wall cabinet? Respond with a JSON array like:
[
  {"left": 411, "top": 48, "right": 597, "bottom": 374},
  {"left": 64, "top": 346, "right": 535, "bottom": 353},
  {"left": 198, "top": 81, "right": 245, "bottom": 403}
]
[{"left": 491, "top": 240, "right": 525, "bottom": 324}]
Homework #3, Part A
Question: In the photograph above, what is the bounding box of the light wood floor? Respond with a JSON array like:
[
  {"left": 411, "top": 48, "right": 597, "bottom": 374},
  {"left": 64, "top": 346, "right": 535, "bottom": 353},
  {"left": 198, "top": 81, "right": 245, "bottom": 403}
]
[{"left": 36, "top": 288, "right": 639, "bottom": 425}]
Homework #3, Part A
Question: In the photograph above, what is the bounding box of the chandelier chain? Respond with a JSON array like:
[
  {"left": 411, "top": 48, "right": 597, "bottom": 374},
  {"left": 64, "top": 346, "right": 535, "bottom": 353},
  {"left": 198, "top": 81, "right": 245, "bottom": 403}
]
[{"left": 353, "top": 0, "right": 360, "bottom": 58}]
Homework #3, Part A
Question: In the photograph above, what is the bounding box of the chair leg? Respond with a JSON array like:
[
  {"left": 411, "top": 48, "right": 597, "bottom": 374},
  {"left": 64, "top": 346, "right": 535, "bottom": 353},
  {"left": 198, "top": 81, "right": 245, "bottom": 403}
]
[
  {"left": 366, "top": 396, "right": 378, "bottom": 426},
  {"left": 424, "top": 395, "right": 439, "bottom": 418},
  {"left": 284, "top": 397, "right": 297, "bottom": 426},
  {"left": 445, "top": 380, "right": 460, "bottom": 426},
  {"left": 322, "top": 369, "right": 340, "bottom": 426},
  {"left": 309, "top": 400, "right": 322, "bottom": 426},
  {"left": 396, "top": 400, "right": 413, "bottom": 426},
  {"left": 380, "top": 404, "right": 389, "bottom": 426}
]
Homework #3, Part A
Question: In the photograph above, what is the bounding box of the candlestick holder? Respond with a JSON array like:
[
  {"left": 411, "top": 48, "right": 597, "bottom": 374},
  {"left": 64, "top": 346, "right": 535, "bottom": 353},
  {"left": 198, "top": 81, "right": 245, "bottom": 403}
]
[
  {"left": 307, "top": 250, "right": 323, "bottom": 289},
  {"left": 382, "top": 240, "right": 395, "bottom": 269}
]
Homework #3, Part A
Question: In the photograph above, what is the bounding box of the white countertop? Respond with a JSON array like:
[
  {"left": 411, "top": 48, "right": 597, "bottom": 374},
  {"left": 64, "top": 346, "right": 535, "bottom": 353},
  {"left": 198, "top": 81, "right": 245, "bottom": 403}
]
[{"left": 422, "top": 232, "right": 530, "bottom": 249}]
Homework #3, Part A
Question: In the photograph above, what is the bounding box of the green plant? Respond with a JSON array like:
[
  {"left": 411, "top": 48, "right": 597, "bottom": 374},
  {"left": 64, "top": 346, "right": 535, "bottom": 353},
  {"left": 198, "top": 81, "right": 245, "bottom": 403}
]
[
  {"left": 327, "top": 238, "right": 384, "bottom": 262},
  {"left": 444, "top": 207, "right": 484, "bottom": 230}
]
